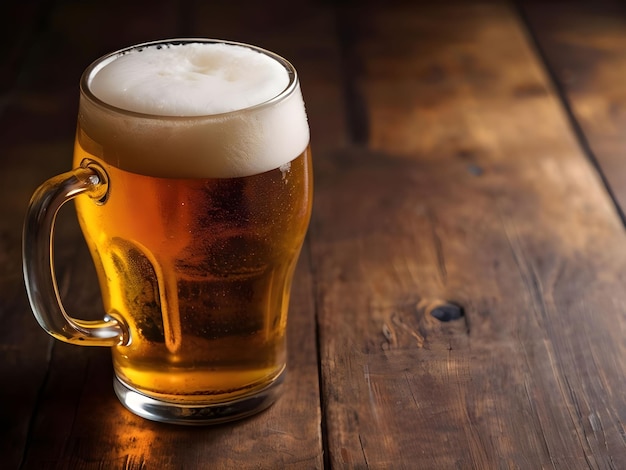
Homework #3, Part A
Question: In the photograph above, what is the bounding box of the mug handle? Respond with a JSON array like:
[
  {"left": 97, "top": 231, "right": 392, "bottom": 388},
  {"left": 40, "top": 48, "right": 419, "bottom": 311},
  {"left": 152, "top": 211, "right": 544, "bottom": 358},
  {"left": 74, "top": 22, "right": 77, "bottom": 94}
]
[{"left": 22, "top": 159, "right": 130, "bottom": 347}]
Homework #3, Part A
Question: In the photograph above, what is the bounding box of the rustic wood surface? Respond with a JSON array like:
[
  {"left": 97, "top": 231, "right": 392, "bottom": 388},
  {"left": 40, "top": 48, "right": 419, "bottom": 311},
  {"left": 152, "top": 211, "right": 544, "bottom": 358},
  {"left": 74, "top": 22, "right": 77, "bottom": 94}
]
[
  {"left": 520, "top": 0, "right": 626, "bottom": 221},
  {"left": 2, "top": 0, "right": 626, "bottom": 468}
]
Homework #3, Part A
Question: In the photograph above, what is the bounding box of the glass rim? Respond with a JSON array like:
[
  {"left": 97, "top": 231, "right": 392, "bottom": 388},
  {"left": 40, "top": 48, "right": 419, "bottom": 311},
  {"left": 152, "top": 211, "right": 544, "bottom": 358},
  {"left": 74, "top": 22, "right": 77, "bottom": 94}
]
[{"left": 79, "top": 38, "right": 300, "bottom": 120}]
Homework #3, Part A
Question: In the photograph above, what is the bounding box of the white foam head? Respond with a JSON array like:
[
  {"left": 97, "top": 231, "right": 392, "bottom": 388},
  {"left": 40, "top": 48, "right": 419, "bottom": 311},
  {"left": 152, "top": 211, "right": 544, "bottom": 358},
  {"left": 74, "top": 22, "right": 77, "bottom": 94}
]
[{"left": 79, "top": 40, "right": 310, "bottom": 178}]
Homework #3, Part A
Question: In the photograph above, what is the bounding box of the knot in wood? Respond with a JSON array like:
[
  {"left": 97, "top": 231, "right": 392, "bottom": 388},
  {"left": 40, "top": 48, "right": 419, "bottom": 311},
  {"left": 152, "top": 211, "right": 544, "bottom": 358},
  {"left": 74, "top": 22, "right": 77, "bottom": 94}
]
[{"left": 423, "top": 300, "right": 464, "bottom": 322}]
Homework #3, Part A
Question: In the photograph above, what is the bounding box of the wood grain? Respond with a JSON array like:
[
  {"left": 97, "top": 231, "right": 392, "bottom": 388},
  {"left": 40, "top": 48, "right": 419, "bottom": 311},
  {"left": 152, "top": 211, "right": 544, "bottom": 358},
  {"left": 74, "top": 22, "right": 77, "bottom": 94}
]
[
  {"left": 312, "top": 1, "right": 626, "bottom": 468},
  {"left": 519, "top": 0, "right": 626, "bottom": 222}
]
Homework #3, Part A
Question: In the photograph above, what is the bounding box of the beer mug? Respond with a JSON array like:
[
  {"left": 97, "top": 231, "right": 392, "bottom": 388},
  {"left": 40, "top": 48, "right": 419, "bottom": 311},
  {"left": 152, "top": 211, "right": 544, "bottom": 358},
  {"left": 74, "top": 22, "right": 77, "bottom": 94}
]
[{"left": 22, "top": 39, "right": 312, "bottom": 424}]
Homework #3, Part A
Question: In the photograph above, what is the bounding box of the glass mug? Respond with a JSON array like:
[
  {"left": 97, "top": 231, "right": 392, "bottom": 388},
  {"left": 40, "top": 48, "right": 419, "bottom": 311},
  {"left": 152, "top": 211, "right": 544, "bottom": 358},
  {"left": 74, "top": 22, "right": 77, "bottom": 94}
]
[{"left": 22, "top": 39, "right": 312, "bottom": 425}]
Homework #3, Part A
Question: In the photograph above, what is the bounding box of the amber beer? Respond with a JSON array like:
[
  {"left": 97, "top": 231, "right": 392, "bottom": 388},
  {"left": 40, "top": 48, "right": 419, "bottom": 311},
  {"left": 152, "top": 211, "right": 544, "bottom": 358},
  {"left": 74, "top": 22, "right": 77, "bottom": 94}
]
[
  {"left": 73, "top": 147, "right": 311, "bottom": 401},
  {"left": 24, "top": 39, "right": 311, "bottom": 424}
]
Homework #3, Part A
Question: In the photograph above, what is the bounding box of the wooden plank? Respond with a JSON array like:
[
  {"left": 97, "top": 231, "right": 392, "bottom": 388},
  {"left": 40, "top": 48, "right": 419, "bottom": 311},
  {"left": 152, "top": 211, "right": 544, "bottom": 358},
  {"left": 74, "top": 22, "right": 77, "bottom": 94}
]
[
  {"left": 519, "top": 1, "right": 626, "bottom": 224},
  {"left": 3, "top": 0, "right": 326, "bottom": 468},
  {"left": 312, "top": 1, "right": 626, "bottom": 468}
]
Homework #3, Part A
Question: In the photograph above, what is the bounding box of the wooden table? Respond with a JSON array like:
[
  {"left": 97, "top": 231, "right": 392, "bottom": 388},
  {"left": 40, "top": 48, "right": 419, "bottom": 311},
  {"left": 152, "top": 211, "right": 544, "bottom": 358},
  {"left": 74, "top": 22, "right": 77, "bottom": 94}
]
[{"left": 3, "top": 0, "right": 626, "bottom": 468}]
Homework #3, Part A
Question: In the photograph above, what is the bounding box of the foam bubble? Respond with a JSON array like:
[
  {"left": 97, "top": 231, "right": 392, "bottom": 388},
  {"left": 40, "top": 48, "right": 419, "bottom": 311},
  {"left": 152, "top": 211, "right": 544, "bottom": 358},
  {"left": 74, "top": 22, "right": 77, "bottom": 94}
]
[{"left": 79, "top": 40, "right": 309, "bottom": 178}]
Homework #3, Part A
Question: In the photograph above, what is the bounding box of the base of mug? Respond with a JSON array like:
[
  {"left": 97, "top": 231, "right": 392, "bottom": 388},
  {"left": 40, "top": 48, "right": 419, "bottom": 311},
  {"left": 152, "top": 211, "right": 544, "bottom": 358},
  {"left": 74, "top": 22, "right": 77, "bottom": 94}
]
[{"left": 113, "top": 372, "right": 284, "bottom": 425}]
